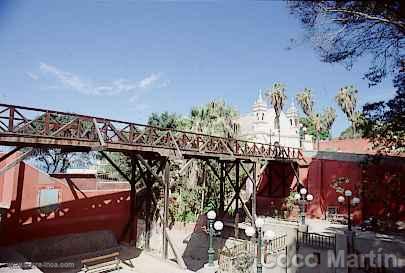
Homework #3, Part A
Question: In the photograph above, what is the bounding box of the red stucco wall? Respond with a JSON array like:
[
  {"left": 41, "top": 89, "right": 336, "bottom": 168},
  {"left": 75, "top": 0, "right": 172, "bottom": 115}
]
[
  {"left": 0, "top": 155, "right": 136, "bottom": 246},
  {"left": 257, "top": 152, "right": 405, "bottom": 225}
]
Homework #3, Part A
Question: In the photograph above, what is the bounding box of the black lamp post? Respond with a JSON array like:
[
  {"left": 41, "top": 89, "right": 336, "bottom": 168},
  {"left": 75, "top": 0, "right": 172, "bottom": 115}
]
[
  {"left": 244, "top": 218, "right": 276, "bottom": 273},
  {"left": 206, "top": 210, "right": 223, "bottom": 267},
  {"left": 294, "top": 187, "right": 313, "bottom": 225},
  {"left": 337, "top": 190, "right": 360, "bottom": 231}
]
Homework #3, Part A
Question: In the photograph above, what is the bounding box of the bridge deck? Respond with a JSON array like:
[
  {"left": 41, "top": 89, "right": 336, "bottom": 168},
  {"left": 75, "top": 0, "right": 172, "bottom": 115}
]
[{"left": 0, "top": 104, "right": 302, "bottom": 161}]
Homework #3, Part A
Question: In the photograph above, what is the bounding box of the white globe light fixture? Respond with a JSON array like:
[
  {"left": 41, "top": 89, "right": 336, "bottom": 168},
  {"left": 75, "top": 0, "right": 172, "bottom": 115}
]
[
  {"left": 306, "top": 194, "right": 314, "bottom": 202},
  {"left": 264, "top": 230, "right": 275, "bottom": 241},
  {"left": 294, "top": 193, "right": 301, "bottom": 200},
  {"left": 352, "top": 197, "right": 360, "bottom": 205},
  {"left": 245, "top": 226, "right": 256, "bottom": 237},
  {"left": 300, "top": 188, "right": 307, "bottom": 195},
  {"left": 214, "top": 220, "right": 224, "bottom": 231},
  {"left": 255, "top": 218, "right": 265, "bottom": 228},
  {"left": 207, "top": 210, "right": 216, "bottom": 220},
  {"left": 344, "top": 190, "right": 352, "bottom": 197},
  {"left": 337, "top": 196, "right": 345, "bottom": 203}
]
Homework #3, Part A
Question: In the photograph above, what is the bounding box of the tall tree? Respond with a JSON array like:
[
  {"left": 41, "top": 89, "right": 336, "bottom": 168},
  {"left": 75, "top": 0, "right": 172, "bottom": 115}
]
[
  {"left": 296, "top": 88, "right": 314, "bottom": 117},
  {"left": 30, "top": 149, "right": 93, "bottom": 173},
  {"left": 288, "top": 1, "right": 404, "bottom": 86},
  {"left": 296, "top": 89, "right": 336, "bottom": 149},
  {"left": 322, "top": 106, "right": 337, "bottom": 140},
  {"left": 289, "top": 1, "right": 404, "bottom": 148},
  {"left": 190, "top": 100, "right": 239, "bottom": 138},
  {"left": 335, "top": 85, "right": 360, "bottom": 136},
  {"left": 266, "top": 82, "right": 287, "bottom": 143},
  {"left": 361, "top": 71, "right": 405, "bottom": 152},
  {"left": 147, "top": 111, "right": 189, "bottom": 130}
]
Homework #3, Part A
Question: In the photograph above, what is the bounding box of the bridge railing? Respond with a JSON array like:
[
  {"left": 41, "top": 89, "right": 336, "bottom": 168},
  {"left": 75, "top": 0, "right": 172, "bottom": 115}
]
[{"left": 0, "top": 104, "right": 303, "bottom": 160}]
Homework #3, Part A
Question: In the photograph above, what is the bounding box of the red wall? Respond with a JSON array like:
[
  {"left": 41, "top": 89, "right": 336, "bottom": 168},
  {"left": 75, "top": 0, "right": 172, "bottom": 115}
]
[
  {"left": 256, "top": 162, "right": 298, "bottom": 216},
  {"left": 0, "top": 155, "right": 136, "bottom": 246},
  {"left": 257, "top": 152, "right": 405, "bottom": 225}
]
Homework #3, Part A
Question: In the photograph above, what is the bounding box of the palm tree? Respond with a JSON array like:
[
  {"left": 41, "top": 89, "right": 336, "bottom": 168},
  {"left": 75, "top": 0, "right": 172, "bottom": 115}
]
[
  {"left": 266, "top": 82, "right": 287, "bottom": 143},
  {"left": 190, "top": 100, "right": 239, "bottom": 138},
  {"left": 296, "top": 89, "right": 336, "bottom": 149},
  {"left": 321, "top": 107, "right": 337, "bottom": 141},
  {"left": 335, "top": 85, "right": 359, "bottom": 136},
  {"left": 295, "top": 88, "right": 314, "bottom": 117},
  {"left": 188, "top": 100, "right": 240, "bottom": 212}
]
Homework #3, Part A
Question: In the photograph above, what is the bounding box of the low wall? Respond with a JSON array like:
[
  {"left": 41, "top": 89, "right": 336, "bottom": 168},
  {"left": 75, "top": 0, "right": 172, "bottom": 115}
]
[{"left": 0, "top": 158, "right": 136, "bottom": 246}]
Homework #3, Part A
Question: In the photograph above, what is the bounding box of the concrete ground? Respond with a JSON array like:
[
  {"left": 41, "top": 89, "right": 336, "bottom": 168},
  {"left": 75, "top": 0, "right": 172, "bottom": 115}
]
[
  {"left": 119, "top": 246, "right": 192, "bottom": 273},
  {"left": 2, "top": 218, "right": 403, "bottom": 273}
]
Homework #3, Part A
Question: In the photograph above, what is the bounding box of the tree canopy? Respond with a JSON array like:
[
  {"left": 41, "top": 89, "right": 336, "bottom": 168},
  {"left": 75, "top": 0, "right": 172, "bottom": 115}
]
[
  {"left": 288, "top": 0, "right": 404, "bottom": 86},
  {"left": 361, "top": 72, "right": 405, "bottom": 151},
  {"left": 289, "top": 1, "right": 404, "bottom": 149}
]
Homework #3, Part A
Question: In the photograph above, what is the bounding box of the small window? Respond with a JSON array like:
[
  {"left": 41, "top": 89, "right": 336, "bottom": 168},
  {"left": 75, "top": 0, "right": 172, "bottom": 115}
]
[
  {"left": 290, "top": 119, "right": 293, "bottom": 126},
  {"left": 261, "top": 113, "right": 264, "bottom": 120},
  {"left": 38, "top": 188, "right": 60, "bottom": 214}
]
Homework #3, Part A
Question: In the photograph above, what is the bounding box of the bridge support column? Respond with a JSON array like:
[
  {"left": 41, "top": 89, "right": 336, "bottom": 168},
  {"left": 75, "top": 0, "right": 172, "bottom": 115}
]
[
  {"left": 235, "top": 160, "right": 240, "bottom": 239},
  {"left": 162, "top": 158, "right": 170, "bottom": 260},
  {"left": 252, "top": 160, "right": 258, "bottom": 224},
  {"left": 219, "top": 161, "right": 225, "bottom": 217},
  {"left": 144, "top": 160, "right": 153, "bottom": 251}
]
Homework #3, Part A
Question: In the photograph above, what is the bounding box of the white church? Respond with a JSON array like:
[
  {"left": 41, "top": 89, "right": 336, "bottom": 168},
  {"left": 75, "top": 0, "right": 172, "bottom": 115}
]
[{"left": 237, "top": 91, "right": 313, "bottom": 150}]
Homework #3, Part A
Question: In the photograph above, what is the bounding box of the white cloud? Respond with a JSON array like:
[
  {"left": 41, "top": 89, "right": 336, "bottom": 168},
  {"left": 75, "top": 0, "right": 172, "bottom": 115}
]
[
  {"left": 27, "top": 72, "right": 39, "bottom": 80},
  {"left": 139, "top": 73, "right": 161, "bottom": 89},
  {"left": 38, "top": 62, "right": 168, "bottom": 99}
]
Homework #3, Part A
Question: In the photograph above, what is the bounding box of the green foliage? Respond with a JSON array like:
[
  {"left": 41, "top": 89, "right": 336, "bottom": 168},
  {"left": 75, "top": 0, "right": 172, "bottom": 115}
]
[
  {"left": 30, "top": 149, "right": 94, "bottom": 173},
  {"left": 338, "top": 125, "right": 364, "bottom": 139},
  {"left": 283, "top": 191, "right": 298, "bottom": 213},
  {"left": 295, "top": 89, "right": 336, "bottom": 145},
  {"left": 190, "top": 100, "right": 239, "bottom": 137},
  {"left": 296, "top": 88, "right": 314, "bottom": 117},
  {"left": 29, "top": 114, "right": 94, "bottom": 173},
  {"left": 288, "top": 1, "right": 404, "bottom": 87},
  {"left": 147, "top": 111, "right": 190, "bottom": 130},
  {"left": 300, "top": 117, "right": 330, "bottom": 140},
  {"left": 265, "top": 82, "right": 287, "bottom": 129},
  {"left": 360, "top": 72, "right": 405, "bottom": 152}
]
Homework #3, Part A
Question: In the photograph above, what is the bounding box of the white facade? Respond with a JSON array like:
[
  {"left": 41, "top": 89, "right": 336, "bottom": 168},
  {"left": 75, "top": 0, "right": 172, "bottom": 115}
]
[{"left": 237, "top": 91, "right": 313, "bottom": 150}]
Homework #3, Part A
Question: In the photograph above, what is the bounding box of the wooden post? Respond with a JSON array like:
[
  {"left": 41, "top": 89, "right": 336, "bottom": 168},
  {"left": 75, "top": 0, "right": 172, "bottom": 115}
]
[
  {"left": 162, "top": 158, "right": 170, "bottom": 259},
  {"left": 252, "top": 161, "right": 258, "bottom": 224},
  {"left": 129, "top": 157, "right": 137, "bottom": 245},
  {"left": 219, "top": 161, "right": 225, "bottom": 217},
  {"left": 145, "top": 162, "right": 152, "bottom": 251},
  {"left": 8, "top": 107, "right": 14, "bottom": 132},
  {"left": 235, "top": 160, "right": 240, "bottom": 238}
]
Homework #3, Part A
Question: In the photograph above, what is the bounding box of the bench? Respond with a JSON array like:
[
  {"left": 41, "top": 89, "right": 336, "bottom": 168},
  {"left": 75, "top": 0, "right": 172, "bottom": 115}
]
[{"left": 81, "top": 252, "right": 121, "bottom": 273}]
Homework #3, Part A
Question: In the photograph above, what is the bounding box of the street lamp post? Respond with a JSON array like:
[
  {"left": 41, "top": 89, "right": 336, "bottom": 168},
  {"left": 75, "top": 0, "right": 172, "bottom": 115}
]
[
  {"left": 244, "top": 218, "right": 275, "bottom": 273},
  {"left": 337, "top": 190, "right": 360, "bottom": 231},
  {"left": 294, "top": 187, "right": 313, "bottom": 225},
  {"left": 207, "top": 210, "right": 224, "bottom": 267}
]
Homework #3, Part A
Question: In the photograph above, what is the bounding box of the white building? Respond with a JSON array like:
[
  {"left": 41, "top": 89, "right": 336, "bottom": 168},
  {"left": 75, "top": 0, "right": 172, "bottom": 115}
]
[{"left": 237, "top": 91, "right": 313, "bottom": 150}]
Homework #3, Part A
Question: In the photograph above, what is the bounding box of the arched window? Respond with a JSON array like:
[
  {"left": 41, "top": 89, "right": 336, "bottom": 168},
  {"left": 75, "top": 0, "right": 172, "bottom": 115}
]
[
  {"left": 261, "top": 113, "right": 264, "bottom": 120},
  {"left": 290, "top": 119, "right": 293, "bottom": 126}
]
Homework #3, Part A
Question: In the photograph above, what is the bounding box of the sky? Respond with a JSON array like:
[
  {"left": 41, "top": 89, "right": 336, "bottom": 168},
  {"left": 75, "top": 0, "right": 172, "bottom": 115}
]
[{"left": 0, "top": 1, "right": 396, "bottom": 136}]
